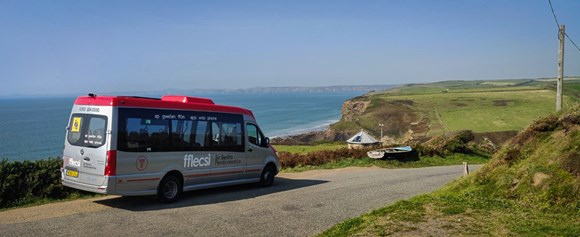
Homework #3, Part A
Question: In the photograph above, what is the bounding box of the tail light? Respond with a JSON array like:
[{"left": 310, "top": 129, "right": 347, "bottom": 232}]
[
  {"left": 61, "top": 146, "right": 65, "bottom": 168},
  {"left": 105, "top": 150, "right": 117, "bottom": 176}
]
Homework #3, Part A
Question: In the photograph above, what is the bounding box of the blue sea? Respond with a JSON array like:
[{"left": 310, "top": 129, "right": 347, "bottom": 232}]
[{"left": 0, "top": 92, "right": 362, "bottom": 161}]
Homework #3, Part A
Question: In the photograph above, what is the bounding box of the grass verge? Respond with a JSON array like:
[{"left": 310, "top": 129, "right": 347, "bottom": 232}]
[
  {"left": 317, "top": 178, "right": 580, "bottom": 237},
  {"left": 274, "top": 142, "right": 346, "bottom": 154},
  {"left": 282, "top": 153, "right": 489, "bottom": 173},
  {"left": 0, "top": 193, "right": 102, "bottom": 212}
]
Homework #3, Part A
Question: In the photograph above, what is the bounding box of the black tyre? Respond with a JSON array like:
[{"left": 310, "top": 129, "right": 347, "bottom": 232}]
[
  {"left": 259, "top": 164, "right": 276, "bottom": 187},
  {"left": 157, "top": 174, "right": 182, "bottom": 203}
]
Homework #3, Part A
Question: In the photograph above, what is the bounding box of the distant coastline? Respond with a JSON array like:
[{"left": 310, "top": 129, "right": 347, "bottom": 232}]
[
  {"left": 117, "top": 84, "right": 396, "bottom": 96},
  {"left": 0, "top": 84, "right": 396, "bottom": 99}
]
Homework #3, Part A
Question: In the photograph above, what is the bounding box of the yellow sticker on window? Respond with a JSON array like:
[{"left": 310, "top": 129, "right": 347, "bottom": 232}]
[{"left": 71, "top": 117, "right": 82, "bottom": 133}]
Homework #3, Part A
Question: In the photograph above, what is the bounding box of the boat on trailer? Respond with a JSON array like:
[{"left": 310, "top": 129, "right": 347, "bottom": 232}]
[{"left": 367, "top": 146, "right": 413, "bottom": 159}]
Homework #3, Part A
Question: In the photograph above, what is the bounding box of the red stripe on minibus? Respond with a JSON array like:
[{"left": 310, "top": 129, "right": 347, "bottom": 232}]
[
  {"left": 184, "top": 170, "right": 246, "bottom": 179},
  {"left": 126, "top": 178, "right": 160, "bottom": 182}
]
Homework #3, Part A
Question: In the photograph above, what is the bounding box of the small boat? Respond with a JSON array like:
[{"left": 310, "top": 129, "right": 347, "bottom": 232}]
[{"left": 367, "top": 146, "right": 413, "bottom": 159}]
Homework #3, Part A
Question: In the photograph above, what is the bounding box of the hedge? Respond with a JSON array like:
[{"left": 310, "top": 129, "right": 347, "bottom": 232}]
[{"left": 0, "top": 157, "right": 86, "bottom": 208}]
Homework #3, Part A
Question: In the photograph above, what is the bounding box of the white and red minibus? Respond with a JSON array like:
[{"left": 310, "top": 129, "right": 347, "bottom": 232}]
[{"left": 61, "top": 94, "right": 279, "bottom": 203}]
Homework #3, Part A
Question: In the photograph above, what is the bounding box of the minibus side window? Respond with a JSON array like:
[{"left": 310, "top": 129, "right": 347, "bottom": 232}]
[
  {"left": 118, "top": 108, "right": 244, "bottom": 152},
  {"left": 171, "top": 120, "right": 194, "bottom": 150},
  {"left": 194, "top": 121, "right": 208, "bottom": 149},
  {"left": 123, "top": 117, "right": 169, "bottom": 151},
  {"left": 247, "top": 124, "right": 267, "bottom": 148},
  {"left": 221, "top": 123, "right": 242, "bottom": 147},
  {"left": 210, "top": 121, "right": 243, "bottom": 151},
  {"left": 211, "top": 122, "right": 221, "bottom": 146}
]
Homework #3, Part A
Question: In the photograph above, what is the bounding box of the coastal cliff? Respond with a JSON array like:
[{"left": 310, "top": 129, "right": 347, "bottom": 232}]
[
  {"left": 272, "top": 78, "right": 580, "bottom": 146},
  {"left": 340, "top": 99, "right": 370, "bottom": 122},
  {"left": 331, "top": 95, "right": 428, "bottom": 144},
  {"left": 272, "top": 93, "right": 424, "bottom": 145}
]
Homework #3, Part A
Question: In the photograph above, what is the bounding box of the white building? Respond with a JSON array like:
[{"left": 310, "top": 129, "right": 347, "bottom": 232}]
[{"left": 346, "top": 129, "right": 380, "bottom": 149}]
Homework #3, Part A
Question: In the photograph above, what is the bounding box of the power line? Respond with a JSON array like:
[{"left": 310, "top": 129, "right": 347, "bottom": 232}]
[
  {"left": 565, "top": 33, "right": 580, "bottom": 53},
  {"left": 548, "top": 0, "right": 560, "bottom": 28},
  {"left": 548, "top": 0, "right": 580, "bottom": 54}
]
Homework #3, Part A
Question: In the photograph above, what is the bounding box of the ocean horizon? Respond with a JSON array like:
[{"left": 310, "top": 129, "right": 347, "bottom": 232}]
[{"left": 0, "top": 91, "right": 363, "bottom": 161}]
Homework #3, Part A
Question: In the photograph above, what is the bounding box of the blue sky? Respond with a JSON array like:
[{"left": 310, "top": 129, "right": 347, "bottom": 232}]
[{"left": 1, "top": 0, "right": 580, "bottom": 96}]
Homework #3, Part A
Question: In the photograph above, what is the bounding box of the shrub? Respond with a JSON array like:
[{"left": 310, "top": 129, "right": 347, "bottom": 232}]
[
  {"left": 0, "top": 157, "right": 88, "bottom": 208},
  {"left": 278, "top": 147, "right": 375, "bottom": 168},
  {"left": 419, "top": 130, "right": 477, "bottom": 157}
]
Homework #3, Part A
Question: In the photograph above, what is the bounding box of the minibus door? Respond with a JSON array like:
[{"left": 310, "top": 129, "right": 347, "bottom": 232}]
[
  {"left": 63, "top": 114, "right": 108, "bottom": 187},
  {"left": 208, "top": 121, "right": 246, "bottom": 183},
  {"left": 245, "top": 123, "right": 270, "bottom": 179}
]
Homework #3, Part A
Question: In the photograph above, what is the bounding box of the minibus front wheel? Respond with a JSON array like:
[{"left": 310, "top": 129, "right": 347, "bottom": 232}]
[
  {"left": 259, "top": 164, "right": 276, "bottom": 187},
  {"left": 158, "top": 173, "right": 182, "bottom": 203}
]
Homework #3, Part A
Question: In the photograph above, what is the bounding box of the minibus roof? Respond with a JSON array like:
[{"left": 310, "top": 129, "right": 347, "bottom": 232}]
[{"left": 74, "top": 94, "right": 255, "bottom": 119}]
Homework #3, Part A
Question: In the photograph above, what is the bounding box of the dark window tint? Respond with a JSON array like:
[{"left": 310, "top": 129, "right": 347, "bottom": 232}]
[
  {"left": 124, "top": 117, "right": 170, "bottom": 151},
  {"left": 67, "top": 114, "right": 107, "bottom": 148},
  {"left": 247, "top": 124, "right": 268, "bottom": 148},
  {"left": 118, "top": 108, "right": 244, "bottom": 152},
  {"left": 211, "top": 121, "right": 243, "bottom": 149},
  {"left": 193, "top": 121, "right": 209, "bottom": 148}
]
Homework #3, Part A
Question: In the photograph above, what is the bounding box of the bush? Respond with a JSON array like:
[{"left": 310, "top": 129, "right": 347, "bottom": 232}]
[
  {"left": 278, "top": 147, "right": 377, "bottom": 168},
  {"left": 418, "top": 130, "right": 477, "bottom": 157},
  {"left": 0, "top": 157, "right": 87, "bottom": 208}
]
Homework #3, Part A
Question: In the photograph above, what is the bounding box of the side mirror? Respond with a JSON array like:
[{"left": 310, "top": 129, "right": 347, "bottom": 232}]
[{"left": 264, "top": 137, "right": 270, "bottom": 146}]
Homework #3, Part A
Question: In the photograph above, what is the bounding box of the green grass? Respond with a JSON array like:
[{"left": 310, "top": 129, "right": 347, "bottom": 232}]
[
  {"left": 317, "top": 105, "right": 580, "bottom": 236},
  {"left": 564, "top": 81, "right": 580, "bottom": 101},
  {"left": 281, "top": 153, "right": 490, "bottom": 173},
  {"left": 378, "top": 89, "right": 564, "bottom": 133},
  {"left": 317, "top": 188, "right": 580, "bottom": 237},
  {"left": 318, "top": 179, "right": 580, "bottom": 237},
  {"left": 274, "top": 142, "right": 347, "bottom": 154}
]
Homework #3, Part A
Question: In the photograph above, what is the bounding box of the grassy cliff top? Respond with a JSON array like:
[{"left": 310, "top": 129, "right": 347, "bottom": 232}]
[{"left": 331, "top": 77, "right": 580, "bottom": 143}]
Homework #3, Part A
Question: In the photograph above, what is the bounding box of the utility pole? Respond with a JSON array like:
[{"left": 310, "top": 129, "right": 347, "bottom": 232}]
[{"left": 557, "top": 24, "right": 565, "bottom": 112}]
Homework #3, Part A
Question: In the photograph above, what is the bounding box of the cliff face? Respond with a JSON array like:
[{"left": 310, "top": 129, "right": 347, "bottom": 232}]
[
  {"left": 272, "top": 96, "right": 424, "bottom": 145},
  {"left": 341, "top": 100, "right": 370, "bottom": 122},
  {"left": 328, "top": 97, "right": 423, "bottom": 145}
]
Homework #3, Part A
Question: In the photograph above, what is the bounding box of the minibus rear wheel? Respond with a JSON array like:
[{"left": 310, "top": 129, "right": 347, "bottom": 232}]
[{"left": 158, "top": 174, "right": 182, "bottom": 203}]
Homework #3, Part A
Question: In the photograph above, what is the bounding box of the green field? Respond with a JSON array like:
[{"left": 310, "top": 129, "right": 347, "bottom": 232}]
[
  {"left": 382, "top": 89, "right": 561, "bottom": 133},
  {"left": 333, "top": 78, "right": 580, "bottom": 139}
]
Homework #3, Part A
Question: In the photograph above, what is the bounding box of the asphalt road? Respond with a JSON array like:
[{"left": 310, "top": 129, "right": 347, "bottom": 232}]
[{"left": 0, "top": 165, "right": 479, "bottom": 237}]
